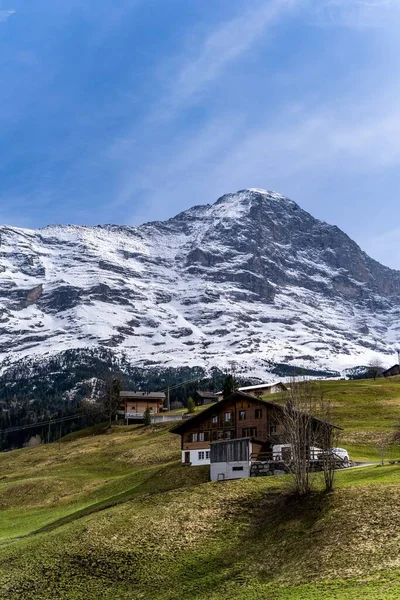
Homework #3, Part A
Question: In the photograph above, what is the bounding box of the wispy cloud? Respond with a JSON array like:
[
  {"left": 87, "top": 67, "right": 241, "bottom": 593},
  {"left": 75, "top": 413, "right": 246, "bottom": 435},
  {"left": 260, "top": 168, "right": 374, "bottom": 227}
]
[
  {"left": 310, "top": 0, "right": 400, "bottom": 27},
  {"left": 0, "top": 9, "right": 15, "bottom": 23},
  {"left": 157, "top": 0, "right": 297, "bottom": 117},
  {"left": 109, "top": 0, "right": 299, "bottom": 211}
]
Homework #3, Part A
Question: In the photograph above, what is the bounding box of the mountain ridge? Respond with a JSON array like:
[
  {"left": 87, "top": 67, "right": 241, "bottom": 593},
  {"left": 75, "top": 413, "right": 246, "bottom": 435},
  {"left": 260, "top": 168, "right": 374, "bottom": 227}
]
[{"left": 0, "top": 188, "right": 399, "bottom": 400}]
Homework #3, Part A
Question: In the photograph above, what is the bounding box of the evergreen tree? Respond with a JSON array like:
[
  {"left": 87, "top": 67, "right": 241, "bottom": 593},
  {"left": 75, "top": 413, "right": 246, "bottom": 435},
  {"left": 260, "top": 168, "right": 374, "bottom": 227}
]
[
  {"left": 143, "top": 407, "right": 152, "bottom": 426},
  {"left": 222, "top": 375, "right": 238, "bottom": 400},
  {"left": 187, "top": 397, "right": 195, "bottom": 414}
]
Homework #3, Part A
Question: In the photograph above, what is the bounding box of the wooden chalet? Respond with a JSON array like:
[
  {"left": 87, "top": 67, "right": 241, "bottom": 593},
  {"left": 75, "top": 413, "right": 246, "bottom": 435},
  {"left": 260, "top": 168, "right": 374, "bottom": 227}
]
[
  {"left": 383, "top": 364, "right": 400, "bottom": 378},
  {"left": 194, "top": 390, "right": 218, "bottom": 406},
  {"left": 119, "top": 391, "right": 166, "bottom": 423},
  {"left": 170, "top": 390, "right": 339, "bottom": 467}
]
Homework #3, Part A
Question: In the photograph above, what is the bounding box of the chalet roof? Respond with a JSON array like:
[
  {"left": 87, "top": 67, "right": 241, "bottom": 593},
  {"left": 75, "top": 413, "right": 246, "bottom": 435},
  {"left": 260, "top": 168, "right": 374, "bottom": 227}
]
[
  {"left": 120, "top": 391, "right": 166, "bottom": 400},
  {"left": 170, "top": 390, "right": 342, "bottom": 435},
  {"left": 382, "top": 364, "right": 400, "bottom": 375},
  {"left": 216, "top": 381, "right": 287, "bottom": 395},
  {"left": 196, "top": 390, "right": 218, "bottom": 398}
]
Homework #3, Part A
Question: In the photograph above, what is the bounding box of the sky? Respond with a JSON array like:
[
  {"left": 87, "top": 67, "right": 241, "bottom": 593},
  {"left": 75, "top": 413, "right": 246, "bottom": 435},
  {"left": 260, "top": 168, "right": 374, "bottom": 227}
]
[{"left": 0, "top": 0, "right": 400, "bottom": 268}]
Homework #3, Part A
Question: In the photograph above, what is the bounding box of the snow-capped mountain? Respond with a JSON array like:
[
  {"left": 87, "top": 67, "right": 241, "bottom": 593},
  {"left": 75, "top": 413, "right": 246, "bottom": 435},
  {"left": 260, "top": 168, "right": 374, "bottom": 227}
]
[{"left": 1, "top": 188, "right": 399, "bottom": 394}]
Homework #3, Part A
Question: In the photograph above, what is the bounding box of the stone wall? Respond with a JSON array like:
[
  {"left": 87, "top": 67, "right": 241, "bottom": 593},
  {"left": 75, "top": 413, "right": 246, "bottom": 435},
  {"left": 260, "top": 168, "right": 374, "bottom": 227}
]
[{"left": 250, "top": 461, "right": 288, "bottom": 477}]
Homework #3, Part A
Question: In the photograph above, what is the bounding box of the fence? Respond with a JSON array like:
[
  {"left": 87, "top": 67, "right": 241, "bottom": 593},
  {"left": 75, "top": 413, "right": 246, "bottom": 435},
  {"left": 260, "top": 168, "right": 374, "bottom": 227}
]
[{"left": 124, "top": 412, "right": 184, "bottom": 423}]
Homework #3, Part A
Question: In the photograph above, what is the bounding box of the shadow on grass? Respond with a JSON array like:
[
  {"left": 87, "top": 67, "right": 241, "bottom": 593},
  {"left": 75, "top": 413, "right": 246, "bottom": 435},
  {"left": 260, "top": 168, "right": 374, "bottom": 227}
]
[{"left": 166, "top": 486, "right": 338, "bottom": 600}]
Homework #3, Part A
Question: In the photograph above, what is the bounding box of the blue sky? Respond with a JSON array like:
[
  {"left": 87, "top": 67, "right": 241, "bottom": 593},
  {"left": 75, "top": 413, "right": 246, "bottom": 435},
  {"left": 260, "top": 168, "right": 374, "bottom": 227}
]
[{"left": 1, "top": 0, "right": 400, "bottom": 268}]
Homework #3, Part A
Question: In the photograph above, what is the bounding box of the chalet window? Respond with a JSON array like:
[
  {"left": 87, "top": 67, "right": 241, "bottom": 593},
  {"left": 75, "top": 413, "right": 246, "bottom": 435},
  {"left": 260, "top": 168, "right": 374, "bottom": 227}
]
[
  {"left": 205, "top": 451, "right": 210, "bottom": 460},
  {"left": 224, "top": 430, "right": 231, "bottom": 440},
  {"left": 239, "top": 410, "right": 246, "bottom": 420},
  {"left": 190, "top": 433, "right": 198, "bottom": 442},
  {"left": 199, "top": 432, "right": 204, "bottom": 442},
  {"left": 212, "top": 430, "right": 218, "bottom": 440},
  {"left": 255, "top": 409, "right": 262, "bottom": 419},
  {"left": 232, "top": 466, "right": 243, "bottom": 471},
  {"left": 198, "top": 451, "right": 205, "bottom": 460},
  {"left": 212, "top": 415, "right": 218, "bottom": 424},
  {"left": 217, "top": 431, "right": 224, "bottom": 439},
  {"left": 224, "top": 412, "right": 232, "bottom": 422},
  {"left": 242, "top": 428, "right": 257, "bottom": 438},
  {"left": 269, "top": 423, "right": 277, "bottom": 434}
]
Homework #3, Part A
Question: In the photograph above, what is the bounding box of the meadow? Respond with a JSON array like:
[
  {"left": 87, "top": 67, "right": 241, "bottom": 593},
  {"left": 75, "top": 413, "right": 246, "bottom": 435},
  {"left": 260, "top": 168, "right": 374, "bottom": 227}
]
[{"left": 0, "top": 377, "right": 399, "bottom": 599}]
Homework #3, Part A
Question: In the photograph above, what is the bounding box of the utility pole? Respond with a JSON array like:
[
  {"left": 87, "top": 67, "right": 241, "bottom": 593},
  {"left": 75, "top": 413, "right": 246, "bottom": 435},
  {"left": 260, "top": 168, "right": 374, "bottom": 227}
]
[
  {"left": 167, "top": 367, "right": 171, "bottom": 411},
  {"left": 48, "top": 418, "right": 51, "bottom": 444}
]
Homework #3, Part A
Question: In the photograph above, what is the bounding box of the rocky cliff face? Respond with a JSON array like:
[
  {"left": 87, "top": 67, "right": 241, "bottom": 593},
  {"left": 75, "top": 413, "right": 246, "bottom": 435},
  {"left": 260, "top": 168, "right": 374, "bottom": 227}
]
[{"left": 0, "top": 188, "right": 399, "bottom": 396}]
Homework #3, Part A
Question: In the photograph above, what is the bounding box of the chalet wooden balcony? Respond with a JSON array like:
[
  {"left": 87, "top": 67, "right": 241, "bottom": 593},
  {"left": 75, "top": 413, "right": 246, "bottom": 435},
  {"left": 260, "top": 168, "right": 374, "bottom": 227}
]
[{"left": 124, "top": 412, "right": 184, "bottom": 423}]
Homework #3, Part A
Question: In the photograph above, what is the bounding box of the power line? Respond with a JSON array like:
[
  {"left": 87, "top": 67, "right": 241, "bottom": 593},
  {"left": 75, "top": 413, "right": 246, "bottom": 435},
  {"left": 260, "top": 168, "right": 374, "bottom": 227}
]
[
  {"left": 0, "top": 408, "right": 103, "bottom": 435},
  {"left": 159, "top": 373, "right": 210, "bottom": 393}
]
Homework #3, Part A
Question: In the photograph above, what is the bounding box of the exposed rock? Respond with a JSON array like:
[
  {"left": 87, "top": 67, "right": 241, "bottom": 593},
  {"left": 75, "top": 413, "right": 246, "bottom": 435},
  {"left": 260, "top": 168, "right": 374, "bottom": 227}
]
[{"left": 0, "top": 188, "right": 398, "bottom": 391}]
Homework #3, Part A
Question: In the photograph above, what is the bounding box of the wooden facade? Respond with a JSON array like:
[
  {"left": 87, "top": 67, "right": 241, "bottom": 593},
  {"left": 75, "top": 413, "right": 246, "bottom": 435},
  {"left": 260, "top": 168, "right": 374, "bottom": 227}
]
[
  {"left": 120, "top": 391, "right": 166, "bottom": 419},
  {"left": 383, "top": 364, "right": 400, "bottom": 378},
  {"left": 194, "top": 391, "right": 218, "bottom": 406},
  {"left": 171, "top": 392, "right": 287, "bottom": 463}
]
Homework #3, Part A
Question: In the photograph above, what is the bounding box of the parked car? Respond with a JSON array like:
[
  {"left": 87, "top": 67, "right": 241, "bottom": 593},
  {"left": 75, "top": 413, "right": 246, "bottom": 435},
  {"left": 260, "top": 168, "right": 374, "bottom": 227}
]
[
  {"left": 317, "top": 447, "right": 350, "bottom": 465},
  {"left": 330, "top": 447, "right": 350, "bottom": 464},
  {"left": 272, "top": 444, "right": 323, "bottom": 461}
]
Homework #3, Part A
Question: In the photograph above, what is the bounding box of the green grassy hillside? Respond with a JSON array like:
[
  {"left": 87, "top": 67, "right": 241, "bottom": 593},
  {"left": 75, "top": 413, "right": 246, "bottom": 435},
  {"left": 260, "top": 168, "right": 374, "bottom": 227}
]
[
  {"left": 270, "top": 376, "right": 400, "bottom": 461},
  {"left": 0, "top": 377, "right": 400, "bottom": 599}
]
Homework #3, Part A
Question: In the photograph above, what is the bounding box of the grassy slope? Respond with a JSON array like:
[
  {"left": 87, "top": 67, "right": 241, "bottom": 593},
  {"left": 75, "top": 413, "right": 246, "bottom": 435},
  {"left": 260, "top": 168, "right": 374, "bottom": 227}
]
[
  {"left": 269, "top": 376, "right": 400, "bottom": 461},
  {"left": 0, "top": 378, "right": 400, "bottom": 599}
]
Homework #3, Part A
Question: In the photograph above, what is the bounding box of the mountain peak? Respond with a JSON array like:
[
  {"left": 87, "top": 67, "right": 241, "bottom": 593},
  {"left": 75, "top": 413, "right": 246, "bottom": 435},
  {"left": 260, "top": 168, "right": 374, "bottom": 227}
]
[
  {"left": 212, "top": 188, "right": 298, "bottom": 216},
  {"left": 0, "top": 187, "right": 399, "bottom": 394}
]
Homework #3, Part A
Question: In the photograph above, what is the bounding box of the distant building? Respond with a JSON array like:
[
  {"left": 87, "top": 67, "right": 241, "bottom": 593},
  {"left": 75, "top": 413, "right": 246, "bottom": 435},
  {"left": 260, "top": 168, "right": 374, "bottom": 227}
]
[
  {"left": 119, "top": 391, "right": 166, "bottom": 423},
  {"left": 216, "top": 381, "right": 287, "bottom": 400},
  {"left": 382, "top": 365, "right": 400, "bottom": 378},
  {"left": 194, "top": 391, "right": 218, "bottom": 406}
]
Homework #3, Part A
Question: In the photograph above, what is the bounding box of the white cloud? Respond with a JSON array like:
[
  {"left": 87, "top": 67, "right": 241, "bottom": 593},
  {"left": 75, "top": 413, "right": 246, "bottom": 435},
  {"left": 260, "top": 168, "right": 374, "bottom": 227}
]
[
  {"left": 0, "top": 9, "right": 15, "bottom": 23},
  {"left": 155, "top": 0, "right": 297, "bottom": 117}
]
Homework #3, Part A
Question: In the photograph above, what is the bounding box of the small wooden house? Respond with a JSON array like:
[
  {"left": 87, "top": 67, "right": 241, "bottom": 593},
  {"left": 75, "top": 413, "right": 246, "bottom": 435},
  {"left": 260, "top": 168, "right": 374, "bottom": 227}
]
[
  {"left": 194, "top": 391, "right": 218, "bottom": 406},
  {"left": 120, "top": 391, "right": 166, "bottom": 423}
]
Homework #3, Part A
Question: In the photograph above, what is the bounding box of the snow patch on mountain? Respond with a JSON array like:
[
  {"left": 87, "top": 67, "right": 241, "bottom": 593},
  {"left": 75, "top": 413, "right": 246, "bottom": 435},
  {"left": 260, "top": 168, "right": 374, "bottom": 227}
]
[{"left": 0, "top": 188, "right": 399, "bottom": 383}]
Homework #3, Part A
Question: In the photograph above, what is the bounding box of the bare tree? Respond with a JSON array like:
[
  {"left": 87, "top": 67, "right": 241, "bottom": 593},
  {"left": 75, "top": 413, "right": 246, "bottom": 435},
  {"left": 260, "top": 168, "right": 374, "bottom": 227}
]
[
  {"left": 315, "top": 397, "right": 341, "bottom": 493},
  {"left": 368, "top": 358, "right": 383, "bottom": 381},
  {"left": 282, "top": 380, "right": 340, "bottom": 495},
  {"left": 376, "top": 432, "right": 392, "bottom": 466},
  {"left": 103, "top": 377, "right": 122, "bottom": 428},
  {"left": 281, "top": 380, "right": 319, "bottom": 497}
]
